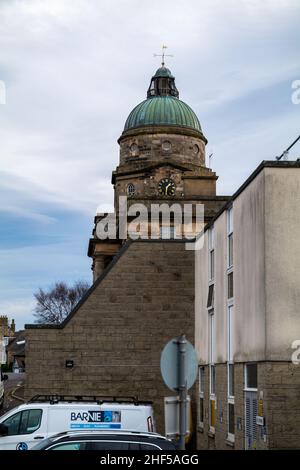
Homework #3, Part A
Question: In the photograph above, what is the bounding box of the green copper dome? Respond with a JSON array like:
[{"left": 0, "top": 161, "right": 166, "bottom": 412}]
[
  {"left": 124, "top": 96, "right": 202, "bottom": 133},
  {"left": 123, "top": 66, "right": 203, "bottom": 135}
]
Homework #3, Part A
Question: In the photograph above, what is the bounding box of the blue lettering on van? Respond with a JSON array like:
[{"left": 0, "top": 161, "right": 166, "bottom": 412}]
[
  {"left": 70, "top": 423, "right": 121, "bottom": 430},
  {"left": 70, "top": 411, "right": 121, "bottom": 423}
]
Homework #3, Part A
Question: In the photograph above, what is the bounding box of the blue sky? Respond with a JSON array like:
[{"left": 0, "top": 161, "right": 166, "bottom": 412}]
[{"left": 0, "top": 0, "right": 300, "bottom": 328}]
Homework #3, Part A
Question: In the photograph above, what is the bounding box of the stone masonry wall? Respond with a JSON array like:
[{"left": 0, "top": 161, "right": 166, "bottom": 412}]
[
  {"left": 25, "top": 241, "right": 195, "bottom": 435},
  {"left": 196, "top": 362, "right": 300, "bottom": 450}
]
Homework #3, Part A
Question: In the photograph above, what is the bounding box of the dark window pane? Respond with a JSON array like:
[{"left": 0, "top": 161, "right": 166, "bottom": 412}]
[
  {"left": 199, "top": 367, "right": 205, "bottom": 393},
  {"left": 209, "top": 250, "right": 214, "bottom": 280},
  {"left": 228, "top": 272, "right": 233, "bottom": 299},
  {"left": 207, "top": 285, "right": 214, "bottom": 309},
  {"left": 51, "top": 442, "right": 86, "bottom": 450},
  {"left": 228, "top": 233, "right": 233, "bottom": 267},
  {"left": 210, "top": 399, "right": 216, "bottom": 428},
  {"left": 210, "top": 365, "right": 216, "bottom": 394},
  {"left": 20, "top": 409, "right": 42, "bottom": 434},
  {"left": 3, "top": 412, "right": 21, "bottom": 436},
  {"left": 246, "top": 364, "right": 258, "bottom": 389},
  {"left": 228, "top": 364, "right": 234, "bottom": 397},
  {"left": 228, "top": 403, "right": 235, "bottom": 435},
  {"left": 92, "top": 441, "right": 130, "bottom": 450},
  {"left": 199, "top": 398, "right": 204, "bottom": 424}
]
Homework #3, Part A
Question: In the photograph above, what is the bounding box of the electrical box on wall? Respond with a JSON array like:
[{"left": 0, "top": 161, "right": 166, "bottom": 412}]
[{"left": 256, "top": 416, "right": 265, "bottom": 426}]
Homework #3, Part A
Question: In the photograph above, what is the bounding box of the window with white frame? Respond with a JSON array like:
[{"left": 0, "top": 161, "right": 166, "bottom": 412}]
[
  {"left": 198, "top": 367, "right": 205, "bottom": 428},
  {"left": 209, "top": 310, "right": 216, "bottom": 432},
  {"left": 227, "top": 304, "right": 235, "bottom": 441},
  {"left": 208, "top": 226, "right": 215, "bottom": 281},
  {"left": 227, "top": 271, "right": 233, "bottom": 299},
  {"left": 227, "top": 207, "right": 233, "bottom": 268}
]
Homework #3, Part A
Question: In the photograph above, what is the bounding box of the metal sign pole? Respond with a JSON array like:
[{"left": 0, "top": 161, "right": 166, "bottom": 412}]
[{"left": 178, "top": 335, "right": 187, "bottom": 450}]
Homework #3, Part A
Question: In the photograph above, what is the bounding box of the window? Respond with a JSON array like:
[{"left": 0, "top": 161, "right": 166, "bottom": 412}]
[
  {"left": 198, "top": 367, "right": 205, "bottom": 427},
  {"left": 3, "top": 412, "right": 21, "bottom": 436},
  {"left": 160, "top": 226, "right": 176, "bottom": 239},
  {"left": 227, "top": 207, "right": 233, "bottom": 268},
  {"left": 228, "top": 402, "right": 235, "bottom": 436},
  {"left": 209, "top": 311, "right": 216, "bottom": 432},
  {"left": 228, "top": 363, "right": 234, "bottom": 397},
  {"left": 208, "top": 227, "right": 215, "bottom": 281},
  {"left": 210, "top": 396, "right": 216, "bottom": 430},
  {"left": 227, "top": 305, "right": 234, "bottom": 363},
  {"left": 3, "top": 409, "right": 42, "bottom": 436},
  {"left": 227, "top": 305, "right": 235, "bottom": 440},
  {"left": 245, "top": 363, "right": 258, "bottom": 390},
  {"left": 227, "top": 272, "right": 233, "bottom": 299},
  {"left": 50, "top": 442, "right": 87, "bottom": 451},
  {"left": 228, "top": 234, "right": 233, "bottom": 267},
  {"left": 207, "top": 284, "right": 214, "bottom": 309},
  {"left": 209, "top": 312, "right": 215, "bottom": 365},
  {"left": 19, "top": 409, "right": 42, "bottom": 434},
  {"left": 127, "top": 183, "right": 135, "bottom": 197},
  {"left": 210, "top": 365, "right": 216, "bottom": 395}
]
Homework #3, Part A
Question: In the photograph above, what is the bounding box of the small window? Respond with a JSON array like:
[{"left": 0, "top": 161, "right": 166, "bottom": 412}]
[
  {"left": 210, "top": 398, "right": 216, "bottom": 429},
  {"left": 209, "top": 249, "right": 215, "bottom": 280},
  {"left": 228, "top": 272, "right": 233, "bottom": 299},
  {"left": 199, "top": 397, "right": 204, "bottom": 425},
  {"left": 130, "top": 143, "right": 139, "bottom": 155},
  {"left": 228, "top": 233, "right": 233, "bottom": 267},
  {"left": 207, "top": 284, "right": 214, "bottom": 309},
  {"left": 210, "top": 365, "right": 216, "bottom": 395},
  {"left": 127, "top": 183, "right": 135, "bottom": 197},
  {"left": 228, "top": 363, "right": 234, "bottom": 397},
  {"left": 193, "top": 144, "right": 199, "bottom": 155},
  {"left": 162, "top": 140, "right": 172, "bottom": 152},
  {"left": 199, "top": 367, "right": 205, "bottom": 393},
  {"left": 50, "top": 442, "right": 87, "bottom": 450},
  {"left": 245, "top": 363, "right": 258, "bottom": 389},
  {"left": 199, "top": 367, "right": 205, "bottom": 427},
  {"left": 227, "top": 206, "right": 233, "bottom": 234},
  {"left": 228, "top": 403, "right": 235, "bottom": 436}
]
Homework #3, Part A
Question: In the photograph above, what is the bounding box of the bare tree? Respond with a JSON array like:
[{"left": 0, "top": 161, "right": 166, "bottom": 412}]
[{"left": 34, "top": 281, "right": 90, "bottom": 324}]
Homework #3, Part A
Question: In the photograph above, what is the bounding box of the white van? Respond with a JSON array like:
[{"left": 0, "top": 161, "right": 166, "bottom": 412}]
[
  {"left": 0, "top": 369, "right": 8, "bottom": 409},
  {"left": 0, "top": 395, "right": 155, "bottom": 450}
]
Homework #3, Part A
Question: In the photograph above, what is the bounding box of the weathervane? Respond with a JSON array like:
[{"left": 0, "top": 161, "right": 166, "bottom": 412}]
[{"left": 154, "top": 45, "right": 173, "bottom": 67}]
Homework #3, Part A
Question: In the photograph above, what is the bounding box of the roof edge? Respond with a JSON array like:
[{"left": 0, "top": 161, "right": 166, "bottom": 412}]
[
  {"left": 204, "top": 160, "right": 300, "bottom": 232},
  {"left": 25, "top": 239, "right": 192, "bottom": 330}
]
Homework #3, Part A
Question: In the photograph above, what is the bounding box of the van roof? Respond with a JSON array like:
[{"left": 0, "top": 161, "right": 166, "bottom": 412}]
[{"left": 29, "top": 395, "right": 153, "bottom": 406}]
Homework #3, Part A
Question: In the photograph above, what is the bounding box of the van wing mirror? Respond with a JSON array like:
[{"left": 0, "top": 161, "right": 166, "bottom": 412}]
[{"left": 0, "top": 424, "right": 8, "bottom": 436}]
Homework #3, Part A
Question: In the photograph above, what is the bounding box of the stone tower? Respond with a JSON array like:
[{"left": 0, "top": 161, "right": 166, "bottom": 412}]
[{"left": 88, "top": 65, "right": 228, "bottom": 280}]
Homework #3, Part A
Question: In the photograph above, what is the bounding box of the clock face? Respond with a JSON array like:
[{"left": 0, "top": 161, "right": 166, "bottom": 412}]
[{"left": 158, "top": 178, "right": 176, "bottom": 197}]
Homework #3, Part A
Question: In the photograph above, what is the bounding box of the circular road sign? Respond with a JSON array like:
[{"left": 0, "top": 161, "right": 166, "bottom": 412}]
[{"left": 160, "top": 337, "right": 198, "bottom": 391}]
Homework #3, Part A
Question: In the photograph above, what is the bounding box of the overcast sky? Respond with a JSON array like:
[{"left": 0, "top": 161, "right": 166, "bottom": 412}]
[{"left": 0, "top": 0, "right": 299, "bottom": 328}]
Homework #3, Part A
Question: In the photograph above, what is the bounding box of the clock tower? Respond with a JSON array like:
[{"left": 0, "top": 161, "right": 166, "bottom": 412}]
[{"left": 88, "top": 64, "right": 228, "bottom": 280}]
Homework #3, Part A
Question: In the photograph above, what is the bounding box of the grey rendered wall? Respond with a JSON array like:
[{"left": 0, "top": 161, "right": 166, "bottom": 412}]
[{"left": 265, "top": 167, "right": 300, "bottom": 360}]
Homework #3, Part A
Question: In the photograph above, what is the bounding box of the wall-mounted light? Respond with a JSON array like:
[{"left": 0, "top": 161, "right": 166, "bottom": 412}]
[{"left": 65, "top": 360, "right": 74, "bottom": 369}]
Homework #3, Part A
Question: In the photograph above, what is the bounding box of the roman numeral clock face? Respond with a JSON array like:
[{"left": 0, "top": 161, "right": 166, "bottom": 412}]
[{"left": 158, "top": 178, "right": 176, "bottom": 197}]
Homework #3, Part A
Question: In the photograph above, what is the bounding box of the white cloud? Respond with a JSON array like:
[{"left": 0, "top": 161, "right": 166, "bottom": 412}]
[{"left": 0, "top": 0, "right": 299, "bottom": 327}]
